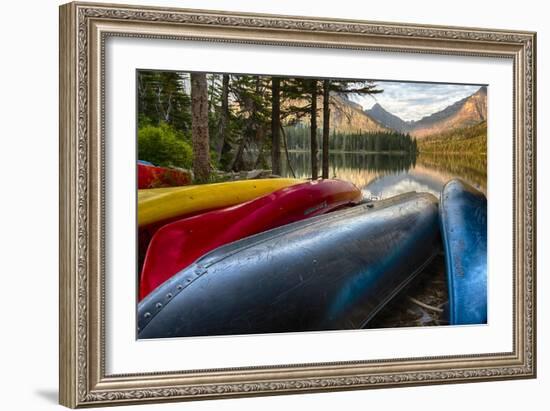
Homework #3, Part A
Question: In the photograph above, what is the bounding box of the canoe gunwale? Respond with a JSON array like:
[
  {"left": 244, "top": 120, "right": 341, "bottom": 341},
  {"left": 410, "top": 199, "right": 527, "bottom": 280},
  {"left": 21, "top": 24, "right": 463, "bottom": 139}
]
[{"left": 439, "top": 189, "right": 457, "bottom": 324}]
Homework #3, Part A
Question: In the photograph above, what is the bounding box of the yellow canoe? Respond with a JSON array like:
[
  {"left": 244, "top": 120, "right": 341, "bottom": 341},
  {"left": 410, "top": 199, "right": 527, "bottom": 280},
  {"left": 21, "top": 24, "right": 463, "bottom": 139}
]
[{"left": 138, "top": 178, "right": 301, "bottom": 227}]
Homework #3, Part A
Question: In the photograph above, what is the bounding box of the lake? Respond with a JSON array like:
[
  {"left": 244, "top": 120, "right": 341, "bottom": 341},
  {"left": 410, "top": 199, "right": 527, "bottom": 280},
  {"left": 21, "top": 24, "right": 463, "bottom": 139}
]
[
  {"left": 281, "top": 150, "right": 486, "bottom": 328},
  {"left": 281, "top": 151, "right": 486, "bottom": 200}
]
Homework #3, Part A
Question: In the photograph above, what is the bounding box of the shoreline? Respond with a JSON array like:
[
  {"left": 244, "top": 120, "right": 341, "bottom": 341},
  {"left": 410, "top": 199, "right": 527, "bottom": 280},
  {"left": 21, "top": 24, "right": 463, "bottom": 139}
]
[
  {"left": 286, "top": 149, "right": 415, "bottom": 155},
  {"left": 286, "top": 149, "right": 485, "bottom": 156}
]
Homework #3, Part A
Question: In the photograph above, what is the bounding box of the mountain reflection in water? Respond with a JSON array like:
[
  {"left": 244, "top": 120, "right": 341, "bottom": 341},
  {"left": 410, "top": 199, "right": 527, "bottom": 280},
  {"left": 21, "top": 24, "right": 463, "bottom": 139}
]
[
  {"left": 281, "top": 150, "right": 486, "bottom": 329},
  {"left": 281, "top": 151, "right": 486, "bottom": 199}
]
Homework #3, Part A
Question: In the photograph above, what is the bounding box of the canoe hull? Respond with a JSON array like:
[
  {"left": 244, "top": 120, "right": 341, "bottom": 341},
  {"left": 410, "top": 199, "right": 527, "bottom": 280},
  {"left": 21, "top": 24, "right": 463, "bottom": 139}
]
[
  {"left": 440, "top": 179, "right": 487, "bottom": 325},
  {"left": 139, "top": 180, "right": 362, "bottom": 300},
  {"left": 138, "top": 192, "right": 440, "bottom": 338},
  {"left": 138, "top": 178, "right": 300, "bottom": 227}
]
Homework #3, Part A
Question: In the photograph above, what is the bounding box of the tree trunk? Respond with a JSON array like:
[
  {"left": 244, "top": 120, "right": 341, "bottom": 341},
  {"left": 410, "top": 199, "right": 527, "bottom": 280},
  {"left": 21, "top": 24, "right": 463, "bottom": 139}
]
[
  {"left": 322, "top": 79, "right": 330, "bottom": 179},
  {"left": 310, "top": 80, "right": 318, "bottom": 180},
  {"left": 191, "top": 73, "right": 210, "bottom": 183},
  {"left": 254, "top": 125, "right": 268, "bottom": 169},
  {"left": 216, "top": 74, "right": 230, "bottom": 160},
  {"left": 231, "top": 137, "right": 247, "bottom": 172},
  {"left": 280, "top": 124, "right": 296, "bottom": 178},
  {"left": 271, "top": 77, "right": 281, "bottom": 176}
]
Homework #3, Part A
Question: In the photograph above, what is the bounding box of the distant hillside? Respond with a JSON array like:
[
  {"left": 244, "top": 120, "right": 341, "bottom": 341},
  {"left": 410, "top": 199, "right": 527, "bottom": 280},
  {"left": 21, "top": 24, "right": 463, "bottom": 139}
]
[
  {"left": 285, "top": 94, "right": 390, "bottom": 134},
  {"left": 409, "top": 86, "right": 487, "bottom": 138},
  {"left": 284, "top": 86, "right": 487, "bottom": 154},
  {"left": 365, "top": 103, "right": 412, "bottom": 133},
  {"left": 418, "top": 121, "right": 487, "bottom": 154},
  {"left": 329, "top": 95, "right": 390, "bottom": 133}
]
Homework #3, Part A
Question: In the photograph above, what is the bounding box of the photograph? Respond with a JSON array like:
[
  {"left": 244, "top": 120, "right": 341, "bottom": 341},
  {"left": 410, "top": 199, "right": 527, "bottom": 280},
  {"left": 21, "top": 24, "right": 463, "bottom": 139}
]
[{"left": 135, "top": 70, "right": 488, "bottom": 339}]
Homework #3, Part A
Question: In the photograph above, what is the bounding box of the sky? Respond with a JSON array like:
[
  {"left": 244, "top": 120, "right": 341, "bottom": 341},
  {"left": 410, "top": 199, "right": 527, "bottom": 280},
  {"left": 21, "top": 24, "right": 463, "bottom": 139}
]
[
  {"left": 163, "top": 71, "right": 482, "bottom": 122},
  {"left": 350, "top": 81, "right": 483, "bottom": 122}
]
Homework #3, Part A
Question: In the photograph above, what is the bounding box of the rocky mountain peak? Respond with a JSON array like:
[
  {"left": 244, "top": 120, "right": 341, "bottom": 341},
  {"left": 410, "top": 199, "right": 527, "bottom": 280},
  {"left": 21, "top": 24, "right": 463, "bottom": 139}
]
[{"left": 365, "top": 86, "right": 487, "bottom": 138}]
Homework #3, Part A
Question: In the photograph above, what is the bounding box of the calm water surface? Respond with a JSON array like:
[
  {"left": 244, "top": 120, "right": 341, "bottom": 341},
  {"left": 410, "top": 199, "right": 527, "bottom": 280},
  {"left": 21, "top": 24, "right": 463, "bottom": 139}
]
[{"left": 281, "top": 151, "right": 486, "bottom": 200}]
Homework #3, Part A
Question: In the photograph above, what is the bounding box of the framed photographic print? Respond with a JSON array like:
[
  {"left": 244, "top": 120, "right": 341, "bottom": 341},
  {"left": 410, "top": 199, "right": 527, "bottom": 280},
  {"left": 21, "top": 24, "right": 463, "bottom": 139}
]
[{"left": 59, "top": 1, "right": 537, "bottom": 408}]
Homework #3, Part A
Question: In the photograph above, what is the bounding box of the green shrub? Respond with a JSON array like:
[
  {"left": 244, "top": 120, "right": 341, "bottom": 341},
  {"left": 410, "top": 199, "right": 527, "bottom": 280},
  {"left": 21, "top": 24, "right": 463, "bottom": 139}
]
[{"left": 138, "top": 123, "right": 192, "bottom": 169}]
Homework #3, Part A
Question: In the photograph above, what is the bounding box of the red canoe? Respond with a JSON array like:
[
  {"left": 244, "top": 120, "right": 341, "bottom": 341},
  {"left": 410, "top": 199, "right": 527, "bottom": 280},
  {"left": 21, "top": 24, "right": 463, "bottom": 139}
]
[
  {"left": 138, "top": 163, "right": 191, "bottom": 189},
  {"left": 139, "top": 179, "right": 362, "bottom": 300}
]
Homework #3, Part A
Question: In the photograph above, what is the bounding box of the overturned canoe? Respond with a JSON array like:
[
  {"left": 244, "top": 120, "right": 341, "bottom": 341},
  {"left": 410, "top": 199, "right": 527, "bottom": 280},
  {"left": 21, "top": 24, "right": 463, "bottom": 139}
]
[
  {"left": 138, "top": 178, "right": 301, "bottom": 227},
  {"left": 137, "top": 192, "right": 440, "bottom": 339},
  {"left": 138, "top": 163, "right": 192, "bottom": 189},
  {"left": 440, "top": 179, "right": 487, "bottom": 325},
  {"left": 139, "top": 179, "right": 362, "bottom": 300}
]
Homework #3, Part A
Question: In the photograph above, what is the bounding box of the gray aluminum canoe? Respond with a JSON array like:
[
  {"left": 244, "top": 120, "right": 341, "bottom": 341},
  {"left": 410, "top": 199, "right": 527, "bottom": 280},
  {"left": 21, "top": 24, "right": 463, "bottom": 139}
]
[{"left": 138, "top": 192, "right": 440, "bottom": 338}]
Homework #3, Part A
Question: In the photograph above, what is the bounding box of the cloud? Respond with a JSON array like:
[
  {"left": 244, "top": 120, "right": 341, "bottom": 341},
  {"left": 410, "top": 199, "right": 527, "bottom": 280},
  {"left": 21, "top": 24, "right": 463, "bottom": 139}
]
[{"left": 352, "top": 81, "right": 483, "bottom": 121}]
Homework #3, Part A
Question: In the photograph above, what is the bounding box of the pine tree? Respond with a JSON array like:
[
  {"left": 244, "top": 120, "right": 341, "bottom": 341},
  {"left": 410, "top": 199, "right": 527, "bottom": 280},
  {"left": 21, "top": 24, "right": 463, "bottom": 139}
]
[
  {"left": 191, "top": 73, "right": 210, "bottom": 182},
  {"left": 137, "top": 70, "right": 191, "bottom": 134}
]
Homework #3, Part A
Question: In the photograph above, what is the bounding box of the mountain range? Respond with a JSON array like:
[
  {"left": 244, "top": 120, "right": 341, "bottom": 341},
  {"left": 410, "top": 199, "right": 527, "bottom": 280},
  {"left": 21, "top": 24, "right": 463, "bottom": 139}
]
[
  {"left": 329, "top": 95, "right": 389, "bottom": 134},
  {"left": 289, "top": 85, "right": 487, "bottom": 139},
  {"left": 364, "top": 86, "right": 487, "bottom": 138},
  {"left": 288, "top": 94, "right": 390, "bottom": 134}
]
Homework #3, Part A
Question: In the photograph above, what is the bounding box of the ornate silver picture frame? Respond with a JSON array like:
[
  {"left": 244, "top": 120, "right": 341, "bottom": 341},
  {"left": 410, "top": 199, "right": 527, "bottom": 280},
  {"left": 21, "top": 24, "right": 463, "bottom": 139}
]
[{"left": 59, "top": 1, "right": 536, "bottom": 407}]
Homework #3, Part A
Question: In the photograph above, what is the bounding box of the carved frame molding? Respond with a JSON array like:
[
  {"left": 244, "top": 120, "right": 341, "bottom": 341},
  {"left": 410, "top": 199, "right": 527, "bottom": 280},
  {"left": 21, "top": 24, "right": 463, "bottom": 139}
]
[{"left": 59, "top": 2, "right": 536, "bottom": 407}]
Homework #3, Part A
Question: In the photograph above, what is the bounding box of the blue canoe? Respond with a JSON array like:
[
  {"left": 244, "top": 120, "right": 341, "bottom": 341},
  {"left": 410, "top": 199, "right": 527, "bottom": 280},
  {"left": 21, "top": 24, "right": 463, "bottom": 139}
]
[
  {"left": 137, "top": 192, "right": 441, "bottom": 338},
  {"left": 440, "top": 179, "right": 487, "bottom": 325}
]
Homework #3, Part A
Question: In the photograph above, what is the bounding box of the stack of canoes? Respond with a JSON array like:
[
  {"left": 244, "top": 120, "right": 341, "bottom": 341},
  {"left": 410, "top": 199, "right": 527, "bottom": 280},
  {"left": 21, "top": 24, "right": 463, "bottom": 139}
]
[
  {"left": 139, "top": 178, "right": 363, "bottom": 300},
  {"left": 136, "top": 161, "right": 487, "bottom": 338},
  {"left": 137, "top": 177, "right": 306, "bottom": 272}
]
